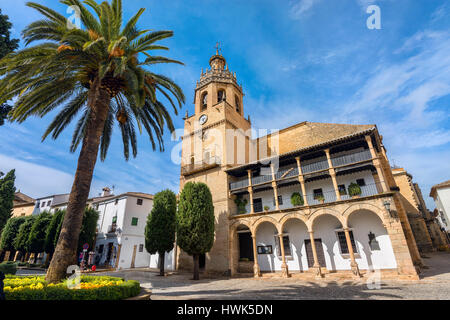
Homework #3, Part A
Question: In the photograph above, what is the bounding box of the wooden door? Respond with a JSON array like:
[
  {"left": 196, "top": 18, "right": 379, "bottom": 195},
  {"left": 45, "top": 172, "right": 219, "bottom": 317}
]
[
  {"left": 304, "top": 239, "right": 326, "bottom": 268},
  {"left": 130, "top": 245, "right": 137, "bottom": 269}
]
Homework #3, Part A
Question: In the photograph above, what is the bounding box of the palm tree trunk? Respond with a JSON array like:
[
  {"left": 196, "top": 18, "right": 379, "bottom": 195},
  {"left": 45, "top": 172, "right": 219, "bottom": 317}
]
[
  {"left": 193, "top": 254, "right": 199, "bottom": 280},
  {"left": 159, "top": 252, "right": 165, "bottom": 276},
  {"left": 46, "top": 78, "right": 110, "bottom": 283}
]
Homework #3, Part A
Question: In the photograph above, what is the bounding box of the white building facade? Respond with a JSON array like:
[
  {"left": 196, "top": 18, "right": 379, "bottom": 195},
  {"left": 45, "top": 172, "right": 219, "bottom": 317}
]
[
  {"left": 93, "top": 192, "right": 176, "bottom": 271},
  {"left": 430, "top": 181, "right": 450, "bottom": 233}
]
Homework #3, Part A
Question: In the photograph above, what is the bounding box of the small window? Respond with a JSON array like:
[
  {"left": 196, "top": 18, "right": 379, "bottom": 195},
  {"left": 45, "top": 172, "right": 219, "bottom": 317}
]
[
  {"left": 41, "top": 202, "right": 45, "bottom": 208},
  {"left": 337, "top": 230, "right": 357, "bottom": 254},
  {"left": 275, "top": 235, "right": 292, "bottom": 257},
  {"left": 356, "top": 179, "right": 366, "bottom": 187},
  {"left": 47, "top": 201, "right": 51, "bottom": 206},
  {"left": 131, "top": 217, "right": 138, "bottom": 226},
  {"left": 313, "top": 189, "right": 323, "bottom": 200},
  {"left": 235, "top": 95, "right": 241, "bottom": 113},
  {"left": 368, "top": 232, "right": 380, "bottom": 251},
  {"left": 139, "top": 244, "right": 144, "bottom": 252},
  {"left": 98, "top": 244, "right": 104, "bottom": 254},
  {"left": 217, "top": 89, "right": 226, "bottom": 102},
  {"left": 273, "top": 195, "right": 283, "bottom": 206},
  {"left": 115, "top": 199, "right": 119, "bottom": 205},
  {"left": 253, "top": 198, "right": 263, "bottom": 213},
  {"left": 112, "top": 216, "right": 117, "bottom": 224},
  {"left": 338, "top": 184, "right": 347, "bottom": 195},
  {"left": 201, "top": 92, "right": 208, "bottom": 111},
  {"left": 137, "top": 199, "right": 143, "bottom": 205},
  {"left": 257, "top": 245, "right": 272, "bottom": 254}
]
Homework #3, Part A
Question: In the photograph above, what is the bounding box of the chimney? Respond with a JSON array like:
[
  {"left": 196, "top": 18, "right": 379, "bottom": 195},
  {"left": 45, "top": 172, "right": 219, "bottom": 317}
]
[{"left": 101, "top": 187, "right": 111, "bottom": 197}]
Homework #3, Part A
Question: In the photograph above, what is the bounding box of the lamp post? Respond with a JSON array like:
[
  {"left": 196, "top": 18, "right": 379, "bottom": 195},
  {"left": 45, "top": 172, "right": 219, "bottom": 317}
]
[{"left": 383, "top": 200, "right": 392, "bottom": 216}]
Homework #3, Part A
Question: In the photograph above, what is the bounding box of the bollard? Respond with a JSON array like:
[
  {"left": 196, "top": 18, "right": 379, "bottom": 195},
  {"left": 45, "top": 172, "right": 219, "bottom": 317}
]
[{"left": 0, "top": 270, "right": 5, "bottom": 300}]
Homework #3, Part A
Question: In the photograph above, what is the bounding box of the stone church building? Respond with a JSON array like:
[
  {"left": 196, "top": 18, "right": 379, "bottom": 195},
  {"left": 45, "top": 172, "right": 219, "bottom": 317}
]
[{"left": 176, "top": 51, "right": 437, "bottom": 280}]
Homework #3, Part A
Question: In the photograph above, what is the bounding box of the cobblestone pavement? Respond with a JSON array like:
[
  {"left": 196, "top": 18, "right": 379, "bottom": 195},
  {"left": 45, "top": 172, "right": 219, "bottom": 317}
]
[{"left": 99, "top": 252, "right": 450, "bottom": 300}]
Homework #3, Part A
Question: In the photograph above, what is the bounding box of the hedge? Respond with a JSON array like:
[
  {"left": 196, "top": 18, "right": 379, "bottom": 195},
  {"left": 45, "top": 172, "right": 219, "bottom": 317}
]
[
  {"left": 0, "top": 261, "right": 17, "bottom": 275},
  {"left": 3, "top": 275, "right": 140, "bottom": 300}
]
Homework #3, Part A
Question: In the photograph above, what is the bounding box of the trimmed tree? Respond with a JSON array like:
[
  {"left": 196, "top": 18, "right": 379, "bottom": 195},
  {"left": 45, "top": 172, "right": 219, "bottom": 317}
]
[
  {"left": 44, "top": 209, "right": 65, "bottom": 257},
  {"left": 0, "top": 217, "right": 26, "bottom": 254},
  {"left": 177, "top": 182, "right": 215, "bottom": 280},
  {"left": 26, "top": 212, "right": 52, "bottom": 262},
  {"left": 13, "top": 216, "right": 36, "bottom": 261},
  {"left": 0, "top": 169, "right": 16, "bottom": 234},
  {"left": 145, "top": 190, "right": 176, "bottom": 276}
]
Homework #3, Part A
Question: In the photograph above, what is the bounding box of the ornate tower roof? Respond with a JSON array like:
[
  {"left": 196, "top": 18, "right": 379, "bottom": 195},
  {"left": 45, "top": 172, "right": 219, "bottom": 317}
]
[{"left": 196, "top": 48, "right": 242, "bottom": 92}]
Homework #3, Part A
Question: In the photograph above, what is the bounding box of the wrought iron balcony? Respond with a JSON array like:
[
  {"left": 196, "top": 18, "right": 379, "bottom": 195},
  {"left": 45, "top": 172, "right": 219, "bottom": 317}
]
[
  {"left": 232, "top": 183, "right": 382, "bottom": 216},
  {"left": 331, "top": 149, "right": 372, "bottom": 167},
  {"left": 107, "top": 223, "right": 117, "bottom": 234},
  {"left": 301, "top": 159, "right": 329, "bottom": 174},
  {"left": 181, "top": 156, "right": 220, "bottom": 175}
]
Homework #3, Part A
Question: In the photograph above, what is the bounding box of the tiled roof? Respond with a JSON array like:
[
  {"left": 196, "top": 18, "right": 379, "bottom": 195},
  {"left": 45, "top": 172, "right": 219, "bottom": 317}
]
[{"left": 430, "top": 180, "right": 450, "bottom": 198}]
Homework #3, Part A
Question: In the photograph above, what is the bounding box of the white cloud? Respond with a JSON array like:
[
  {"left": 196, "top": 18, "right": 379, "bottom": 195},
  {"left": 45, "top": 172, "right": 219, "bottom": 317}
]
[{"left": 289, "top": 0, "right": 322, "bottom": 19}]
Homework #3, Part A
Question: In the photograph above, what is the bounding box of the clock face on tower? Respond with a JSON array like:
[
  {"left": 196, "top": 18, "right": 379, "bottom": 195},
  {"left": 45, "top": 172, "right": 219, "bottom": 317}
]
[{"left": 199, "top": 114, "right": 208, "bottom": 125}]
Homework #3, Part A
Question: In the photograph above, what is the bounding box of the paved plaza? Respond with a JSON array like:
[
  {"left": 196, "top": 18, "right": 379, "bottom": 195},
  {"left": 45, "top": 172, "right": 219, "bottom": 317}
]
[{"left": 95, "top": 252, "right": 450, "bottom": 300}]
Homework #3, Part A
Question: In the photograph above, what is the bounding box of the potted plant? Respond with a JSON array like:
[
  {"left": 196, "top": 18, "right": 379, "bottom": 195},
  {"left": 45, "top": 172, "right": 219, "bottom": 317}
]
[
  {"left": 348, "top": 183, "right": 362, "bottom": 198},
  {"left": 290, "top": 192, "right": 304, "bottom": 207},
  {"left": 234, "top": 195, "right": 248, "bottom": 214},
  {"left": 264, "top": 206, "right": 270, "bottom": 212},
  {"left": 316, "top": 195, "right": 325, "bottom": 204}
]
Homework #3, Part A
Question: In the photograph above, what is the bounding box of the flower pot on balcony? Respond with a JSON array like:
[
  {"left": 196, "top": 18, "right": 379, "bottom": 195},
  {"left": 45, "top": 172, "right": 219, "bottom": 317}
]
[{"left": 264, "top": 206, "right": 269, "bottom": 212}]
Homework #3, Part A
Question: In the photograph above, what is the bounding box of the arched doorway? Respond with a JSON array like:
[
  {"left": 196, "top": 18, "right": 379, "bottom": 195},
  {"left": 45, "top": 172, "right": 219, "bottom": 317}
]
[
  {"left": 281, "top": 218, "right": 309, "bottom": 272},
  {"left": 235, "top": 224, "right": 254, "bottom": 273},
  {"left": 347, "top": 209, "right": 397, "bottom": 271}
]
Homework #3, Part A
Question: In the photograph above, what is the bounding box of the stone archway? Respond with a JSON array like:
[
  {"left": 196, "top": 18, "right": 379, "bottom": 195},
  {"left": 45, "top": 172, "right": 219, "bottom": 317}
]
[
  {"left": 346, "top": 209, "right": 397, "bottom": 271},
  {"left": 253, "top": 220, "right": 280, "bottom": 273},
  {"left": 310, "top": 213, "right": 345, "bottom": 272},
  {"left": 229, "top": 221, "right": 253, "bottom": 276},
  {"left": 280, "top": 217, "right": 310, "bottom": 272}
]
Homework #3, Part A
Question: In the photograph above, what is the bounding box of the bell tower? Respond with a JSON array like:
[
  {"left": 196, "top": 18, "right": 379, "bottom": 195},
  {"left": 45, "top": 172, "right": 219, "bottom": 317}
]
[{"left": 177, "top": 48, "right": 251, "bottom": 275}]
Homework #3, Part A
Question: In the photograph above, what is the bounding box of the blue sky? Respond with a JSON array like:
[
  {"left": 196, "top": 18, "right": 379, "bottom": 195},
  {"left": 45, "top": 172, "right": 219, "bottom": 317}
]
[{"left": 0, "top": 0, "right": 449, "bottom": 209}]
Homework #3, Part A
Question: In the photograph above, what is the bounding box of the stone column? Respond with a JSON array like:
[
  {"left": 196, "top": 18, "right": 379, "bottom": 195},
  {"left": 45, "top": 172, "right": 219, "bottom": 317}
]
[
  {"left": 251, "top": 235, "right": 261, "bottom": 277},
  {"left": 308, "top": 231, "right": 323, "bottom": 278},
  {"left": 344, "top": 228, "right": 361, "bottom": 277},
  {"left": 247, "top": 170, "right": 254, "bottom": 214},
  {"left": 278, "top": 234, "right": 290, "bottom": 277},
  {"left": 295, "top": 157, "right": 309, "bottom": 206},
  {"left": 325, "top": 149, "right": 341, "bottom": 201},
  {"left": 365, "top": 135, "right": 388, "bottom": 192},
  {"left": 270, "top": 164, "right": 279, "bottom": 210}
]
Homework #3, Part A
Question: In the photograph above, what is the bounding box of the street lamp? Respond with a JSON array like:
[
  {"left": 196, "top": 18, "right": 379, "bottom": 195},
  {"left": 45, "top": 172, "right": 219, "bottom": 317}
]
[{"left": 383, "top": 200, "right": 391, "bottom": 216}]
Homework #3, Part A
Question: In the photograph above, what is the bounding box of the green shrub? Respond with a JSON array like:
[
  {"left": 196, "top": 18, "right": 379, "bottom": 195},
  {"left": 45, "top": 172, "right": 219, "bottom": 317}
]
[
  {"left": 348, "top": 183, "right": 362, "bottom": 197},
  {"left": 0, "top": 261, "right": 17, "bottom": 275},
  {"left": 290, "top": 192, "right": 304, "bottom": 206},
  {"left": 234, "top": 195, "right": 248, "bottom": 214},
  {"left": 3, "top": 275, "right": 140, "bottom": 300}
]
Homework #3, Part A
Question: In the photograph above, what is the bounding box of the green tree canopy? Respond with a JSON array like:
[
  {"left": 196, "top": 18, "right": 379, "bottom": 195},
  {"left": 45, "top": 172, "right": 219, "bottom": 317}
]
[
  {"left": 77, "top": 207, "right": 99, "bottom": 253},
  {"left": 0, "top": 169, "right": 16, "bottom": 233},
  {"left": 13, "top": 215, "right": 36, "bottom": 253},
  {"left": 0, "top": 8, "right": 19, "bottom": 126},
  {"left": 0, "top": 216, "right": 26, "bottom": 251},
  {"left": 145, "top": 189, "right": 176, "bottom": 275},
  {"left": 26, "top": 211, "right": 52, "bottom": 254},
  {"left": 44, "top": 209, "right": 65, "bottom": 254},
  {"left": 177, "top": 182, "right": 215, "bottom": 280}
]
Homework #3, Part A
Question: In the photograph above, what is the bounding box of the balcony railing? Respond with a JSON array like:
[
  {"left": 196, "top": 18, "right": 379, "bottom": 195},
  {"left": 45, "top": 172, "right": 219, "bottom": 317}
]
[
  {"left": 301, "top": 159, "right": 329, "bottom": 174},
  {"left": 181, "top": 156, "right": 220, "bottom": 175},
  {"left": 331, "top": 149, "right": 372, "bottom": 167},
  {"left": 251, "top": 174, "right": 272, "bottom": 186},
  {"left": 107, "top": 224, "right": 117, "bottom": 234},
  {"left": 232, "top": 183, "right": 382, "bottom": 215},
  {"left": 228, "top": 149, "right": 375, "bottom": 191}
]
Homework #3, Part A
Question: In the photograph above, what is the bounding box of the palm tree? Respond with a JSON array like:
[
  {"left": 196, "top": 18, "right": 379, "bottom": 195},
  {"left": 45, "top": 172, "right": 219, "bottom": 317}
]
[{"left": 0, "top": 0, "right": 185, "bottom": 283}]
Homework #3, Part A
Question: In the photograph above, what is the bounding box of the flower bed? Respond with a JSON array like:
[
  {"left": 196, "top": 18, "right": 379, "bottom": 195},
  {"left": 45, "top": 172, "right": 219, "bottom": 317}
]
[{"left": 3, "top": 275, "right": 140, "bottom": 300}]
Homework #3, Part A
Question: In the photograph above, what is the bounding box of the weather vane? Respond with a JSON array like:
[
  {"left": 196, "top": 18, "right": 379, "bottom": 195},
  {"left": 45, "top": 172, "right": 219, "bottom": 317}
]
[{"left": 215, "top": 42, "right": 222, "bottom": 55}]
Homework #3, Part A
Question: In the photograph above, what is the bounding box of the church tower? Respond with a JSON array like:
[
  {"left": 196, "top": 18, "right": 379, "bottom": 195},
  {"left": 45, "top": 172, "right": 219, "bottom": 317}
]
[{"left": 177, "top": 48, "right": 251, "bottom": 274}]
